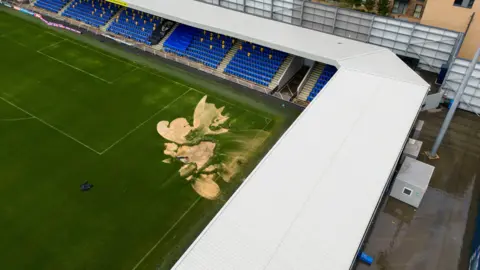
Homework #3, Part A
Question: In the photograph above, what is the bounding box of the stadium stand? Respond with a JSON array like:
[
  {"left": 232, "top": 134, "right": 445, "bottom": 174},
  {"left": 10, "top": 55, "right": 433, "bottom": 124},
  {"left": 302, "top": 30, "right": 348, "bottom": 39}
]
[
  {"left": 107, "top": 8, "right": 162, "bottom": 45},
  {"left": 34, "top": 0, "right": 70, "bottom": 13},
  {"left": 224, "top": 42, "right": 288, "bottom": 86},
  {"left": 307, "top": 64, "right": 337, "bottom": 101},
  {"left": 164, "top": 25, "right": 234, "bottom": 68},
  {"left": 63, "top": 0, "right": 120, "bottom": 27},
  {"left": 149, "top": 21, "right": 175, "bottom": 45}
]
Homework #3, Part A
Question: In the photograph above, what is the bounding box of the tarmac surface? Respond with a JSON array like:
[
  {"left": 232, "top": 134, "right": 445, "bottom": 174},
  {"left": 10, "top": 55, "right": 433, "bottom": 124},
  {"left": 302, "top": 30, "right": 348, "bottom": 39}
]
[{"left": 356, "top": 108, "right": 480, "bottom": 270}]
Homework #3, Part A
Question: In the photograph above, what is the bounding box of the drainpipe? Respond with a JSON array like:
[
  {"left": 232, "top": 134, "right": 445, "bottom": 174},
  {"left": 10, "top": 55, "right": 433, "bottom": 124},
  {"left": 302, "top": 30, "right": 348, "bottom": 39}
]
[{"left": 427, "top": 48, "right": 480, "bottom": 159}]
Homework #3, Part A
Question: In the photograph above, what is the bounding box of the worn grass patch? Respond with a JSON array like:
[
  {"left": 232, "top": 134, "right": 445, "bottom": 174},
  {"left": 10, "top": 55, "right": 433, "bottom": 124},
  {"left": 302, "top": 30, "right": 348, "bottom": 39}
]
[{"left": 0, "top": 9, "right": 299, "bottom": 270}]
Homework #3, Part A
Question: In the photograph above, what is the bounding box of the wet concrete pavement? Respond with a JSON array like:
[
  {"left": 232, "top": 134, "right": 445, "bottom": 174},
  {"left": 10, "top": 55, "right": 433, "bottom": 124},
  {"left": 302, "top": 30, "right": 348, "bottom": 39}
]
[{"left": 356, "top": 109, "right": 480, "bottom": 270}]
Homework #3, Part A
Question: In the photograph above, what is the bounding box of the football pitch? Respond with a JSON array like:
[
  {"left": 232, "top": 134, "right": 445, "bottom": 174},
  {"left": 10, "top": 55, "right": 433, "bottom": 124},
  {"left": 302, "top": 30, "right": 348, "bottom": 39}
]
[{"left": 0, "top": 9, "right": 299, "bottom": 270}]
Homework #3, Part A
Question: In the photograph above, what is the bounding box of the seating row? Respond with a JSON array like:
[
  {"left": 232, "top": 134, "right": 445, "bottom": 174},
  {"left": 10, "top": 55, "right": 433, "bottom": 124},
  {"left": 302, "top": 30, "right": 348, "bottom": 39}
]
[
  {"left": 107, "top": 8, "right": 162, "bottom": 44},
  {"left": 307, "top": 65, "right": 338, "bottom": 101},
  {"left": 164, "top": 25, "right": 234, "bottom": 68},
  {"left": 63, "top": 0, "right": 119, "bottom": 28},
  {"left": 225, "top": 41, "right": 287, "bottom": 86},
  {"left": 34, "top": 0, "right": 69, "bottom": 13}
]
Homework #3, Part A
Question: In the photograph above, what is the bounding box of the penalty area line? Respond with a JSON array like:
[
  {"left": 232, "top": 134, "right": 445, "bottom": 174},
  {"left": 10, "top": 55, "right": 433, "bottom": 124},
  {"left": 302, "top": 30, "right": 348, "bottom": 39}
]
[
  {"left": 100, "top": 89, "right": 192, "bottom": 155},
  {"left": 131, "top": 196, "right": 201, "bottom": 270},
  {"left": 109, "top": 66, "right": 139, "bottom": 84},
  {"left": 0, "top": 116, "right": 35, "bottom": 122},
  {"left": 37, "top": 51, "right": 112, "bottom": 84},
  {"left": 0, "top": 97, "right": 102, "bottom": 155},
  {"left": 37, "top": 39, "right": 66, "bottom": 53}
]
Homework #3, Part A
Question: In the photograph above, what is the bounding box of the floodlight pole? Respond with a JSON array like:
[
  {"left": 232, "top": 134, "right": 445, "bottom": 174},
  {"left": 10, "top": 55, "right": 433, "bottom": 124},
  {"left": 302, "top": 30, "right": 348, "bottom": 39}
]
[{"left": 427, "top": 47, "right": 480, "bottom": 159}]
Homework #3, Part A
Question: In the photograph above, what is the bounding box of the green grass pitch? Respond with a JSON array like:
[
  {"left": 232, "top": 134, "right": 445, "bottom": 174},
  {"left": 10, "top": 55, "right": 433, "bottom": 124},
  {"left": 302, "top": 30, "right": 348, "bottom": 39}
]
[{"left": 0, "top": 8, "right": 299, "bottom": 270}]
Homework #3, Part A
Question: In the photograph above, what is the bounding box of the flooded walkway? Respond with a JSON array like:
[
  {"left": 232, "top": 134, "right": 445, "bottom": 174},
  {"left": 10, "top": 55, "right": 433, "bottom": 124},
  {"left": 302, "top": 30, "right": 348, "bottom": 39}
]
[{"left": 356, "top": 109, "right": 480, "bottom": 270}]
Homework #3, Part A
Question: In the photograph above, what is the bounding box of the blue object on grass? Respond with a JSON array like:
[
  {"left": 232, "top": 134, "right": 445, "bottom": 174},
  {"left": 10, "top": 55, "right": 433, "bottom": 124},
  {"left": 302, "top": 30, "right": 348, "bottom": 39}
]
[{"left": 80, "top": 181, "right": 93, "bottom": 191}]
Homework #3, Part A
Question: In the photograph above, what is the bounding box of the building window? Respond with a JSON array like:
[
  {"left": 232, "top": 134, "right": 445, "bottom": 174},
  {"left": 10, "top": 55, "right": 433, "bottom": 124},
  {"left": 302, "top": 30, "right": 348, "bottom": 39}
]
[
  {"left": 454, "top": 0, "right": 475, "bottom": 8},
  {"left": 392, "top": 1, "right": 408, "bottom": 14},
  {"left": 413, "top": 5, "right": 423, "bottom": 18}
]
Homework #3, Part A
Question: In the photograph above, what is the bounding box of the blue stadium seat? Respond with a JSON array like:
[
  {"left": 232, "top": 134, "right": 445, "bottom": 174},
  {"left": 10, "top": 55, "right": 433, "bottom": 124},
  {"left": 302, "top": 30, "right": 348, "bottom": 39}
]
[
  {"left": 107, "top": 8, "right": 161, "bottom": 45},
  {"left": 63, "top": 0, "right": 120, "bottom": 28},
  {"left": 164, "top": 25, "right": 234, "bottom": 69},
  {"left": 163, "top": 24, "right": 196, "bottom": 56},
  {"left": 225, "top": 42, "right": 288, "bottom": 86},
  {"left": 35, "top": 0, "right": 70, "bottom": 13},
  {"left": 307, "top": 65, "right": 338, "bottom": 100}
]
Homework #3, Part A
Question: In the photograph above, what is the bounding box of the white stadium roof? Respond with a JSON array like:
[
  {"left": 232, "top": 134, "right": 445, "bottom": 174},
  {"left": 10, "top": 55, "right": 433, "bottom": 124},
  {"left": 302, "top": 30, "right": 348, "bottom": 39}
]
[{"left": 123, "top": 0, "right": 430, "bottom": 269}]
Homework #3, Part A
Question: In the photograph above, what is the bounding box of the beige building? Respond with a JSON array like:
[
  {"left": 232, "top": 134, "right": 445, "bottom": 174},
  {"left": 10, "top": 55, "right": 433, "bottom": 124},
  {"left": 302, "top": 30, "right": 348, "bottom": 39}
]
[{"left": 421, "top": 0, "right": 479, "bottom": 59}]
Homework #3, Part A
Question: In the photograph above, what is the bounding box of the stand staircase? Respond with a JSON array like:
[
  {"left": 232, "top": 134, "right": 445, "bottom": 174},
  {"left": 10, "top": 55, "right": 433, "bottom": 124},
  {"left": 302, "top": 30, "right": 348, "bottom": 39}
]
[{"left": 297, "top": 63, "right": 325, "bottom": 101}]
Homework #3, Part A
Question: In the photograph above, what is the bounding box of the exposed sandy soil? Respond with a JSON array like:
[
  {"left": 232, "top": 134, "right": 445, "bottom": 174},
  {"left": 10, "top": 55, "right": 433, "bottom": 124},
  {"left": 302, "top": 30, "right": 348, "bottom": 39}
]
[
  {"left": 175, "top": 141, "right": 216, "bottom": 170},
  {"left": 218, "top": 130, "right": 270, "bottom": 182},
  {"left": 163, "top": 143, "right": 178, "bottom": 156},
  {"left": 204, "top": 164, "right": 218, "bottom": 172},
  {"left": 193, "top": 96, "right": 229, "bottom": 135},
  {"left": 179, "top": 163, "right": 196, "bottom": 177},
  {"left": 157, "top": 118, "right": 192, "bottom": 144},
  {"left": 192, "top": 174, "right": 220, "bottom": 200},
  {"left": 157, "top": 95, "right": 270, "bottom": 200}
]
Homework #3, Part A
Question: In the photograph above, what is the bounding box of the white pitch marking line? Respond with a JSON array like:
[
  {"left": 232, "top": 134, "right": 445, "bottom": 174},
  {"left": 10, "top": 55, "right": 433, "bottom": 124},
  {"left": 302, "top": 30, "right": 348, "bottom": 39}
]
[
  {"left": 39, "top": 31, "right": 270, "bottom": 123},
  {"left": 37, "top": 51, "right": 112, "bottom": 84},
  {"left": 100, "top": 89, "right": 192, "bottom": 155},
  {"left": 1, "top": 35, "right": 28, "bottom": 48},
  {"left": 144, "top": 70, "right": 271, "bottom": 122},
  {"left": 0, "top": 116, "right": 35, "bottom": 121},
  {"left": 247, "top": 118, "right": 272, "bottom": 154},
  {"left": 60, "top": 37, "right": 139, "bottom": 69},
  {"left": 110, "top": 66, "right": 139, "bottom": 84},
  {"left": 0, "top": 97, "right": 101, "bottom": 155},
  {"left": 131, "top": 196, "right": 201, "bottom": 270},
  {"left": 37, "top": 39, "right": 66, "bottom": 53}
]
